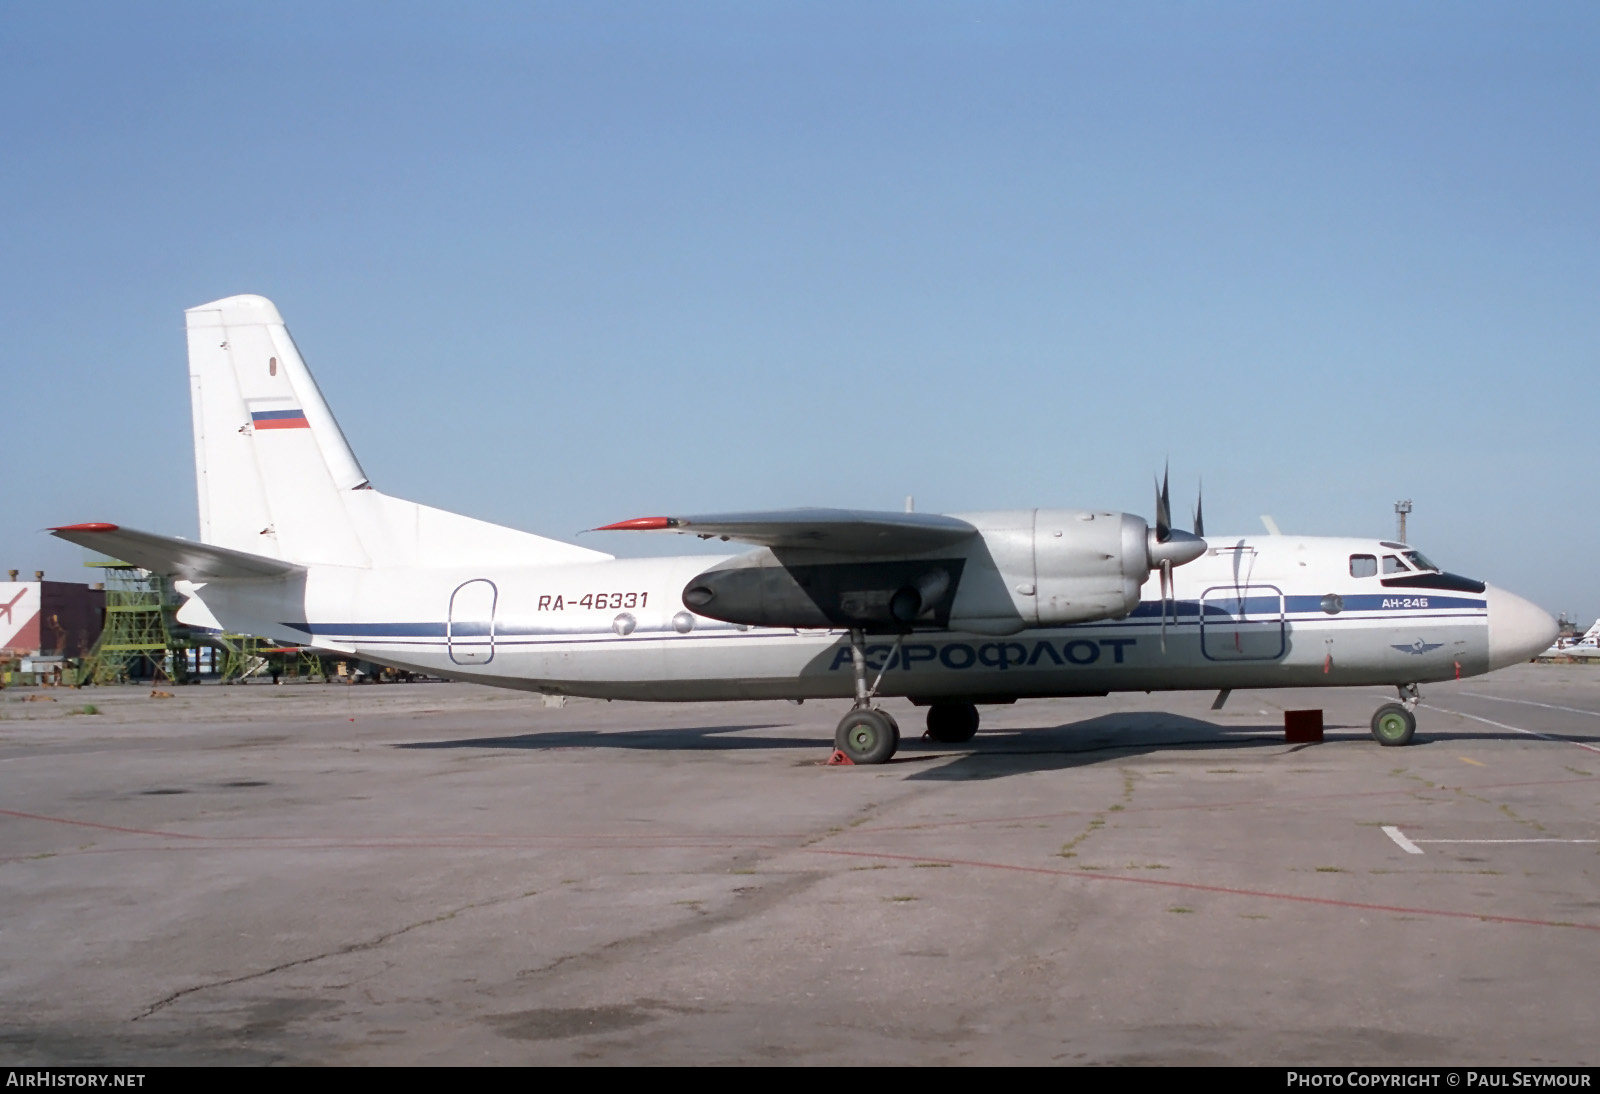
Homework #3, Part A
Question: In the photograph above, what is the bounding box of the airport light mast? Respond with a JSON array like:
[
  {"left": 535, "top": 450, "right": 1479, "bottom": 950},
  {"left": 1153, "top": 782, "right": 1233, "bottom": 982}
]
[{"left": 1395, "top": 499, "right": 1412, "bottom": 544}]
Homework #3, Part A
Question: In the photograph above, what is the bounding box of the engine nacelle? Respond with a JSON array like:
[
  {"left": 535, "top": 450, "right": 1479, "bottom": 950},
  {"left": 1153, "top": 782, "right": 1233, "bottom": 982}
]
[
  {"left": 1029, "top": 509, "right": 1154, "bottom": 625},
  {"left": 934, "top": 509, "right": 1154, "bottom": 632},
  {"left": 680, "top": 507, "right": 1201, "bottom": 635}
]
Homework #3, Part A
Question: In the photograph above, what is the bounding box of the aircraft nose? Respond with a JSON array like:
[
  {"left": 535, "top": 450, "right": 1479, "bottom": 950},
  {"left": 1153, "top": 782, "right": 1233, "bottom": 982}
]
[{"left": 1486, "top": 585, "right": 1559, "bottom": 671}]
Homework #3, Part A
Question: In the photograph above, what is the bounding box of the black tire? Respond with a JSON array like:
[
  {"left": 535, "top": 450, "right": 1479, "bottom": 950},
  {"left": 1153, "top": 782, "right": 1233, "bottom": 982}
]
[
  {"left": 1371, "top": 703, "right": 1417, "bottom": 746},
  {"left": 925, "top": 702, "right": 980, "bottom": 744},
  {"left": 835, "top": 708, "right": 900, "bottom": 765}
]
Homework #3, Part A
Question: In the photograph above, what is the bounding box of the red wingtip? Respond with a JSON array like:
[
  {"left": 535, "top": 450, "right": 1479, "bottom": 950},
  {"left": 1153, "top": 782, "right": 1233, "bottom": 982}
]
[
  {"left": 50, "top": 522, "right": 120, "bottom": 533},
  {"left": 591, "top": 517, "right": 678, "bottom": 532}
]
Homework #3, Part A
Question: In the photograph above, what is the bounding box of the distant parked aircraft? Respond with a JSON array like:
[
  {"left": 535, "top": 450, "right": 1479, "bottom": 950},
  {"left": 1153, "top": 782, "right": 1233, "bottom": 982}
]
[{"left": 1539, "top": 619, "right": 1600, "bottom": 661}]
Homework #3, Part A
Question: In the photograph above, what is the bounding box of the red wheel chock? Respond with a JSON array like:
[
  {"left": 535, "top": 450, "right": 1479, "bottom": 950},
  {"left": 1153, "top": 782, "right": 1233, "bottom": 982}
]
[
  {"left": 1284, "top": 709, "right": 1324, "bottom": 743},
  {"left": 825, "top": 749, "right": 855, "bottom": 766}
]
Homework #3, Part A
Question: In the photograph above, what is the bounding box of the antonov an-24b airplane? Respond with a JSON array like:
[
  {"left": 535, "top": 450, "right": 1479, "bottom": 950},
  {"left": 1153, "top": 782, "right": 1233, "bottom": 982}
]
[{"left": 51, "top": 295, "right": 1558, "bottom": 764}]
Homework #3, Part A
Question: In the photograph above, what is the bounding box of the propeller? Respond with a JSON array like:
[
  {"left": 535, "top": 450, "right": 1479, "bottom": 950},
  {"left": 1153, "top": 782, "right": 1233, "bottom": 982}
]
[
  {"left": 1154, "top": 466, "right": 1172, "bottom": 543},
  {"left": 1147, "top": 466, "right": 1208, "bottom": 652},
  {"left": 1158, "top": 557, "right": 1175, "bottom": 652}
]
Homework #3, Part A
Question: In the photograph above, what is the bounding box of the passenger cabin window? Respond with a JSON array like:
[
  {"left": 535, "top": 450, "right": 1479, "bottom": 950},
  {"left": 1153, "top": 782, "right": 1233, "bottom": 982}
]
[
  {"left": 1382, "top": 555, "right": 1409, "bottom": 574},
  {"left": 1350, "top": 555, "right": 1377, "bottom": 578}
]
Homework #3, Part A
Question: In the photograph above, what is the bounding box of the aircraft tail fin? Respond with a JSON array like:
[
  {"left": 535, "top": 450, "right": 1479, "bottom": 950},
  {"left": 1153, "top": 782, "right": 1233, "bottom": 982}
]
[{"left": 185, "top": 295, "right": 609, "bottom": 569}]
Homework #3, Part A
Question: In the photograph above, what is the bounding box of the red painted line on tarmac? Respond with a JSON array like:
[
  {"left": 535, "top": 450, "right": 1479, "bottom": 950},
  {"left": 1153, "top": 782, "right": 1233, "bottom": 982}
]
[
  {"left": 0, "top": 807, "right": 204, "bottom": 840},
  {"left": 33, "top": 838, "right": 774, "bottom": 857},
  {"left": 0, "top": 807, "right": 807, "bottom": 847},
  {"left": 201, "top": 830, "right": 807, "bottom": 844},
  {"left": 806, "top": 847, "right": 1600, "bottom": 933},
  {"left": 0, "top": 803, "right": 801, "bottom": 853}
]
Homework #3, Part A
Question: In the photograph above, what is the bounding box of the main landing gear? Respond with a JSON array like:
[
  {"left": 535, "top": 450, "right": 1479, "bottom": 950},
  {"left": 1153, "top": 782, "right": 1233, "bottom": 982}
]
[
  {"left": 832, "top": 629, "right": 904, "bottom": 765},
  {"left": 835, "top": 707, "right": 900, "bottom": 765},
  {"left": 1371, "top": 683, "right": 1420, "bottom": 747},
  {"left": 830, "top": 631, "right": 987, "bottom": 764},
  {"left": 924, "top": 701, "right": 980, "bottom": 744}
]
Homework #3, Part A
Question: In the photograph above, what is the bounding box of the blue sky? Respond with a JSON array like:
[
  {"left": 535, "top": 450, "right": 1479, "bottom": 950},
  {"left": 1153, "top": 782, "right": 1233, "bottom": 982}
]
[{"left": 3, "top": 3, "right": 1596, "bottom": 622}]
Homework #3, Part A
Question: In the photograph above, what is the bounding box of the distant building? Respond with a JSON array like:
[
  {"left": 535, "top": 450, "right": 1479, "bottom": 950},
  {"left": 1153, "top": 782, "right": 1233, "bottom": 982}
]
[{"left": 0, "top": 580, "right": 105, "bottom": 660}]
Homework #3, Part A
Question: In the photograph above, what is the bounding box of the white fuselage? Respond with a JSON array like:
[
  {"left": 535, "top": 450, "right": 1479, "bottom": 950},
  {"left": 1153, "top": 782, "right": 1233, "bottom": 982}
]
[{"left": 181, "top": 533, "right": 1539, "bottom": 702}]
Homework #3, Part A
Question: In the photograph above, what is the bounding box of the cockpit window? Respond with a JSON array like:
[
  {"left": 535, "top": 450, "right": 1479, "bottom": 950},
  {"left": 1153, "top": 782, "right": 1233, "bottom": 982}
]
[
  {"left": 1382, "top": 555, "right": 1410, "bottom": 574},
  {"left": 1403, "top": 551, "right": 1439, "bottom": 572},
  {"left": 1349, "top": 554, "right": 1377, "bottom": 578}
]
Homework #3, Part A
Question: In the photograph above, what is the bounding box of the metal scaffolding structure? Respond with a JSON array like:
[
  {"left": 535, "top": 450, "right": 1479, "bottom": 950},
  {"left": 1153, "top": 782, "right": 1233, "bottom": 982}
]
[
  {"left": 69, "top": 558, "right": 335, "bottom": 686},
  {"left": 216, "top": 634, "right": 272, "bottom": 683},
  {"left": 76, "top": 561, "right": 185, "bottom": 685},
  {"left": 215, "top": 635, "right": 331, "bottom": 683}
]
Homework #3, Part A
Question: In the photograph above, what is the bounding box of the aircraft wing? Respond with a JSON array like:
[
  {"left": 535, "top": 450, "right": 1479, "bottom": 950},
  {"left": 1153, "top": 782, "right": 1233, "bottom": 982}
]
[
  {"left": 49, "top": 523, "right": 304, "bottom": 580},
  {"left": 592, "top": 508, "right": 979, "bottom": 555}
]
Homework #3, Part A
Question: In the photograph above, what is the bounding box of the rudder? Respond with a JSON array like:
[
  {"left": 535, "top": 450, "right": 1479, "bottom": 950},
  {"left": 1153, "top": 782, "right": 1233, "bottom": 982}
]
[{"left": 188, "top": 295, "right": 371, "bottom": 564}]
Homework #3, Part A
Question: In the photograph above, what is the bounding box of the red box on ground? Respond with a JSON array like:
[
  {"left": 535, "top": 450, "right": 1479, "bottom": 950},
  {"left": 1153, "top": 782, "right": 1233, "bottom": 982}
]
[{"left": 1285, "top": 709, "right": 1324, "bottom": 743}]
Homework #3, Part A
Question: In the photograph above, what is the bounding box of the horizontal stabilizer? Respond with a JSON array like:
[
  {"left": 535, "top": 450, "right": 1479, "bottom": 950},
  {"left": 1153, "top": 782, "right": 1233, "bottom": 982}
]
[
  {"left": 593, "top": 508, "right": 978, "bottom": 555},
  {"left": 50, "top": 523, "right": 303, "bottom": 580}
]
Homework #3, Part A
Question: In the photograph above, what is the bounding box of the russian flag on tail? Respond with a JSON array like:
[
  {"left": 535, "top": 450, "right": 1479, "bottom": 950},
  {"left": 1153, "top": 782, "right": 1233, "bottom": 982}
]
[{"left": 252, "top": 409, "right": 311, "bottom": 430}]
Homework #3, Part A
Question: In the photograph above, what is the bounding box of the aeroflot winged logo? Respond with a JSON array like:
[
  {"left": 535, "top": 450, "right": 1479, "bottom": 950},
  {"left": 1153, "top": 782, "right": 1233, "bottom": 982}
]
[{"left": 1392, "top": 638, "right": 1445, "bottom": 655}]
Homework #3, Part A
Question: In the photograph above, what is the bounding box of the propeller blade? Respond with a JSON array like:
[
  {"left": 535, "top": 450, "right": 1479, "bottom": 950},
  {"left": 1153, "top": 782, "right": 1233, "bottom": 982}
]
[
  {"left": 1159, "top": 558, "right": 1173, "bottom": 653},
  {"left": 1155, "top": 466, "right": 1172, "bottom": 543},
  {"left": 1192, "top": 482, "right": 1205, "bottom": 540}
]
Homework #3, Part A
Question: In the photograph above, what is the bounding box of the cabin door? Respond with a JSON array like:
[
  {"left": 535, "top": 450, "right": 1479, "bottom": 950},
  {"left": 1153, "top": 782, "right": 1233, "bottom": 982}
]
[
  {"left": 1200, "top": 584, "right": 1285, "bottom": 661},
  {"left": 448, "top": 579, "right": 497, "bottom": 665}
]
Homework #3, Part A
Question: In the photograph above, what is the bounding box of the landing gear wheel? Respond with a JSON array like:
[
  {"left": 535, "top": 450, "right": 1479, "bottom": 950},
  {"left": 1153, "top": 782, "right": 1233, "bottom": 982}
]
[
  {"left": 925, "top": 702, "right": 980, "bottom": 744},
  {"left": 1371, "top": 703, "right": 1417, "bottom": 747},
  {"left": 834, "top": 708, "right": 900, "bottom": 765}
]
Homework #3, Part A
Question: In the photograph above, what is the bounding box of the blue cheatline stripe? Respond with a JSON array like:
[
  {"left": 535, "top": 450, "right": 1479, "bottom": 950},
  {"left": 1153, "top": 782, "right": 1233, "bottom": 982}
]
[
  {"left": 1286, "top": 593, "right": 1485, "bottom": 613},
  {"left": 288, "top": 622, "right": 449, "bottom": 637},
  {"left": 1119, "top": 595, "right": 1484, "bottom": 620},
  {"left": 282, "top": 608, "right": 1486, "bottom": 645}
]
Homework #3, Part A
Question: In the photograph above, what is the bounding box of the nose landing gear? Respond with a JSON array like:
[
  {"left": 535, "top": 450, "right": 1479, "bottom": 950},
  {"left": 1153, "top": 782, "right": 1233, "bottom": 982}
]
[{"left": 1371, "top": 683, "right": 1420, "bottom": 746}]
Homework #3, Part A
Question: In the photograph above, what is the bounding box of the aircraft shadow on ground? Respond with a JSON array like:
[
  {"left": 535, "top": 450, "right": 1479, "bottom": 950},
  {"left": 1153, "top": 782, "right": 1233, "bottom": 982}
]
[
  {"left": 897, "top": 712, "right": 1306, "bottom": 781},
  {"left": 899, "top": 714, "right": 1600, "bottom": 781},
  {"left": 396, "top": 724, "right": 805, "bottom": 752},
  {"left": 396, "top": 712, "right": 1296, "bottom": 766},
  {"left": 394, "top": 712, "right": 1600, "bottom": 777}
]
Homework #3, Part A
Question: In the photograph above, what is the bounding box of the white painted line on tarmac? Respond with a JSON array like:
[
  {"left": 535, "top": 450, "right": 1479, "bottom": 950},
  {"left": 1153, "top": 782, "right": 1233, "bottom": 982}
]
[
  {"left": 1414, "top": 844, "right": 1600, "bottom": 850},
  {"left": 1459, "top": 693, "right": 1600, "bottom": 720},
  {"left": 1383, "top": 826, "right": 1424, "bottom": 854},
  {"left": 1381, "top": 826, "right": 1596, "bottom": 854},
  {"left": 1420, "top": 704, "right": 1600, "bottom": 754}
]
